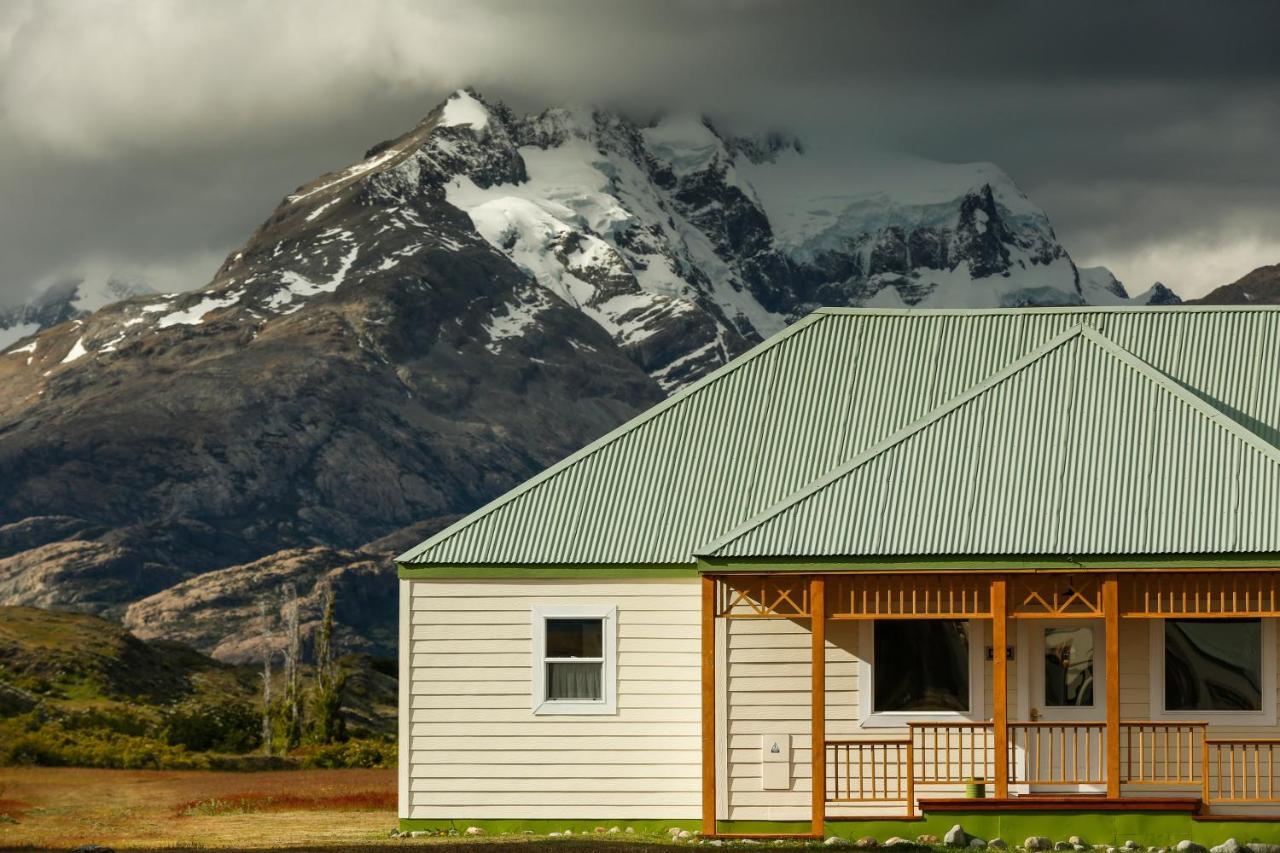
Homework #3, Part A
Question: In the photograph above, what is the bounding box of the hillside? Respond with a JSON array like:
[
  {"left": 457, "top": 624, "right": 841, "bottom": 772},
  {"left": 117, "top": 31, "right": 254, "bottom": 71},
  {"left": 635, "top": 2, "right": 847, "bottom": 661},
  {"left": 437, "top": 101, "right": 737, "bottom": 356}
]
[{"left": 0, "top": 606, "right": 396, "bottom": 768}]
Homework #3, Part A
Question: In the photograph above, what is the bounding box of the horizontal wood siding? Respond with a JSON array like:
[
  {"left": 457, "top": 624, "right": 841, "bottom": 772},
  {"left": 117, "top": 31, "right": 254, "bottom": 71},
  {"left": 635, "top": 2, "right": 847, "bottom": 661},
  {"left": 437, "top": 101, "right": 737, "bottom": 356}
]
[{"left": 407, "top": 579, "right": 701, "bottom": 820}]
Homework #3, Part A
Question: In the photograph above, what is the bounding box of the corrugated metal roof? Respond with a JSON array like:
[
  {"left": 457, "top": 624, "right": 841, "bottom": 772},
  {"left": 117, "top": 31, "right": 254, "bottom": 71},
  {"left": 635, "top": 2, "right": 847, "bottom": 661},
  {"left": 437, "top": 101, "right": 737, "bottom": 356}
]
[
  {"left": 705, "top": 325, "right": 1280, "bottom": 557},
  {"left": 398, "top": 307, "right": 1280, "bottom": 566}
]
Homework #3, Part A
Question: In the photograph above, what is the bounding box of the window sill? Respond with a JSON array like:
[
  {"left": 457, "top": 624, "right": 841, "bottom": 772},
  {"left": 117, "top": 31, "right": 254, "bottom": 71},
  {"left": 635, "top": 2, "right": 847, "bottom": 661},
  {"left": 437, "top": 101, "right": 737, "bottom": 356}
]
[
  {"left": 859, "top": 711, "right": 979, "bottom": 729},
  {"left": 533, "top": 699, "right": 617, "bottom": 716}
]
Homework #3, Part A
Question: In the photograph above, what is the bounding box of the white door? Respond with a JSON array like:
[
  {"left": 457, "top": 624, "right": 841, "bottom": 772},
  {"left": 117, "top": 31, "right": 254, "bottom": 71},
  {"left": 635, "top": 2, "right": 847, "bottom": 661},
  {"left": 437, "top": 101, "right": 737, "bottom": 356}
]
[{"left": 1019, "top": 620, "right": 1106, "bottom": 793}]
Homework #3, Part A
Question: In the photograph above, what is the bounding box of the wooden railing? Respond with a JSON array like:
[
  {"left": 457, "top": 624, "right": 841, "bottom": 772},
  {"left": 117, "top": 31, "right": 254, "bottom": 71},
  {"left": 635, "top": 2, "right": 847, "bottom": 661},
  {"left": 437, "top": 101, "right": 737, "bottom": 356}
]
[
  {"left": 1206, "top": 739, "right": 1280, "bottom": 803},
  {"left": 1009, "top": 722, "right": 1106, "bottom": 786},
  {"left": 1121, "top": 721, "right": 1205, "bottom": 788},
  {"left": 909, "top": 722, "right": 995, "bottom": 785},
  {"left": 826, "top": 739, "right": 911, "bottom": 803},
  {"left": 825, "top": 722, "right": 1280, "bottom": 814}
]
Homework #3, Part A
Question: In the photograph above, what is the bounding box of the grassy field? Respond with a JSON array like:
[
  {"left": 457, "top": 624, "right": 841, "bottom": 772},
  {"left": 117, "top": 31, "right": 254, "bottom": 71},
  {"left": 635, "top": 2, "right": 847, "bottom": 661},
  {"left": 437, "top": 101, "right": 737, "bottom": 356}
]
[{"left": 0, "top": 766, "right": 401, "bottom": 849}]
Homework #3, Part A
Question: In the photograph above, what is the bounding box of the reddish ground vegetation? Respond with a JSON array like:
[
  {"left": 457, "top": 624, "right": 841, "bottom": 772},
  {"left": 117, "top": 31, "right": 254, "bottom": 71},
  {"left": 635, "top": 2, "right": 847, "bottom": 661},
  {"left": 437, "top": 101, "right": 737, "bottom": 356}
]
[{"left": 176, "top": 787, "right": 397, "bottom": 815}]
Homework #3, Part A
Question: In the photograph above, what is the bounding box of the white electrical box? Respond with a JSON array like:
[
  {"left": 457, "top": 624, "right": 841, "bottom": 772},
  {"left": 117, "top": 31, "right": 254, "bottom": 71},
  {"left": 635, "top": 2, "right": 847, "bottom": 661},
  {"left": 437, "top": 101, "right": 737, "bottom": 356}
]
[{"left": 761, "top": 731, "right": 791, "bottom": 790}]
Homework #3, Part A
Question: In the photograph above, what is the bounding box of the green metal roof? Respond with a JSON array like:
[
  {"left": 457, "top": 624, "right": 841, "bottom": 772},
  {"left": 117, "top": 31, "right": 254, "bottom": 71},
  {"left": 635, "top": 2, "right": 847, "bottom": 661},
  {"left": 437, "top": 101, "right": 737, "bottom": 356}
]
[
  {"left": 705, "top": 324, "right": 1280, "bottom": 557},
  {"left": 397, "top": 307, "right": 1280, "bottom": 567}
]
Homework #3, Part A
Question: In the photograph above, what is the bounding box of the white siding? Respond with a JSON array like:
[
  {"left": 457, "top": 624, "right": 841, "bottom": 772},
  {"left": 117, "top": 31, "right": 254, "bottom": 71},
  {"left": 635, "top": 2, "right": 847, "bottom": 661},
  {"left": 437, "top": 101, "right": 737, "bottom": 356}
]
[{"left": 405, "top": 578, "right": 701, "bottom": 819}]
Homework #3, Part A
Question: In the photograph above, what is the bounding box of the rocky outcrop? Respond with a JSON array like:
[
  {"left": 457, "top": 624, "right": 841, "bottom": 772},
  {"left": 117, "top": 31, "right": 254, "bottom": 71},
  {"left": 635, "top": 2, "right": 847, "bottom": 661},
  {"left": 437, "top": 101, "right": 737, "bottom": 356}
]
[{"left": 123, "top": 547, "right": 396, "bottom": 662}]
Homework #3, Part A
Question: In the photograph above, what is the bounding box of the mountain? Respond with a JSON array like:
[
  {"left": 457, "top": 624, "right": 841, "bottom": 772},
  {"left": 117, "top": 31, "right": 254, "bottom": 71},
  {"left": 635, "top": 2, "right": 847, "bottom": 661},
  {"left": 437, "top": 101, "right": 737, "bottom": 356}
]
[
  {"left": 1191, "top": 263, "right": 1280, "bottom": 305},
  {"left": 0, "top": 276, "right": 155, "bottom": 351},
  {"left": 0, "top": 89, "right": 1175, "bottom": 658}
]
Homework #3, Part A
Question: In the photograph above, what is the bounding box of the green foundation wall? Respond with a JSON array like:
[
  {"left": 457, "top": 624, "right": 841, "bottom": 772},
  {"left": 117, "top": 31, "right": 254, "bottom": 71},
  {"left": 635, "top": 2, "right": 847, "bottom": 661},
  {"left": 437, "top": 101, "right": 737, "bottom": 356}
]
[
  {"left": 397, "top": 818, "right": 701, "bottom": 835},
  {"left": 400, "top": 814, "right": 1280, "bottom": 844}
]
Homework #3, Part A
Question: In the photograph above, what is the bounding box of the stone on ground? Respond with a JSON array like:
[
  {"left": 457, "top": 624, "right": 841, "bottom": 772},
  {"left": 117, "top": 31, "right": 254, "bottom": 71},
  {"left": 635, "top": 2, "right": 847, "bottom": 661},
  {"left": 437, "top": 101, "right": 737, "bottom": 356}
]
[
  {"left": 825, "top": 838, "right": 852, "bottom": 848},
  {"left": 885, "top": 838, "right": 912, "bottom": 847},
  {"left": 464, "top": 827, "right": 485, "bottom": 836},
  {"left": 1175, "top": 843, "right": 1207, "bottom": 853},
  {"left": 855, "top": 838, "right": 879, "bottom": 849},
  {"left": 945, "top": 826, "right": 968, "bottom": 847},
  {"left": 1025, "top": 838, "right": 1053, "bottom": 852},
  {"left": 988, "top": 841, "right": 1006, "bottom": 850},
  {"left": 1211, "top": 841, "right": 1242, "bottom": 853}
]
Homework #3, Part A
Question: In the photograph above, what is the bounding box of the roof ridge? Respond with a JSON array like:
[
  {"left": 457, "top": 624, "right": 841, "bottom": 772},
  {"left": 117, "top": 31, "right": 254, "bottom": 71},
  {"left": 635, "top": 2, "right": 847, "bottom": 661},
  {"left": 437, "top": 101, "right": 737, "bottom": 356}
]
[
  {"left": 396, "top": 310, "right": 833, "bottom": 564},
  {"left": 1077, "top": 326, "right": 1280, "bottom": 466},
  {"left": 696, "top": 323, "right": 1088, "bottom": 556}
]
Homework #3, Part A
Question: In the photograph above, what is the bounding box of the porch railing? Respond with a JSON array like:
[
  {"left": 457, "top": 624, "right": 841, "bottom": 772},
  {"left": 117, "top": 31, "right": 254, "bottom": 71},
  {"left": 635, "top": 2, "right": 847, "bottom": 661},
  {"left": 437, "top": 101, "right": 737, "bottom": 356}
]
[
  {"left": 826, "top": 721, "right": 1280, "bottom": 814},
  {"left": 1009, "top": 721, "right": 1106, "bottom": 787},
  {"left": 1206, "top": 739, "right": 1280, "bottom": 803}
]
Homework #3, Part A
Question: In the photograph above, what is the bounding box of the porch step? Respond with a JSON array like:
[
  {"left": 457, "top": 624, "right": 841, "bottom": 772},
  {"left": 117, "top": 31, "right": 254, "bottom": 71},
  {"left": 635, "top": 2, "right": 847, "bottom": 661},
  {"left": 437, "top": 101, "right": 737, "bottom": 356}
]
[{"left": 921, "top": 796, "right": 1202, "bottom": 814}]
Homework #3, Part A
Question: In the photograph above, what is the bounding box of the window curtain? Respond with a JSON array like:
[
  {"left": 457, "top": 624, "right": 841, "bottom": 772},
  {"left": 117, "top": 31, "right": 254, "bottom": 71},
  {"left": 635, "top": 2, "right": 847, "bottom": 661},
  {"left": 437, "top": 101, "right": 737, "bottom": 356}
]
[{"left": 547, "top": 662, "right": 602, "bottom": 700}]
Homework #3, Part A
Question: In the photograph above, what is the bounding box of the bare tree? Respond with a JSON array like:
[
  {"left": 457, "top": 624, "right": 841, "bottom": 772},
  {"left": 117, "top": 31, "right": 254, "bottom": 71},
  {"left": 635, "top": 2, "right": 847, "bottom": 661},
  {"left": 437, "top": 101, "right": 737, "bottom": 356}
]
[
  {"left": 258, "top": 598, "right": 274, "bottom": 756},
  {"left": 282, "top": 582, "right": 303, "bottom": 750}
]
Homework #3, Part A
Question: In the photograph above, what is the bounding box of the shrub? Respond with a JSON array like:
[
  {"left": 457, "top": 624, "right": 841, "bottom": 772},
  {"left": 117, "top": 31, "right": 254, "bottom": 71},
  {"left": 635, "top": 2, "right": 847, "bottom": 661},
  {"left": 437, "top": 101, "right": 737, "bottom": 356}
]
[
  {"left": 299, "top": 738, "right": 395, "bottom": 769},
  {"left": 161, "top": 700, "right": 260, "bottom": 753}
]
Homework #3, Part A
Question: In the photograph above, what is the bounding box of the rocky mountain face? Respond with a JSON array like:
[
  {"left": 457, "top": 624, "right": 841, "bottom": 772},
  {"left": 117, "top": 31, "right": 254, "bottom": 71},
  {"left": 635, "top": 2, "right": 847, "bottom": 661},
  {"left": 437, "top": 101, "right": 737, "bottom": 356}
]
[
  {"left": 1191, "top": 263, "right": 1280, "bottom": 305},
  {"left": 0, "top": 89, "right": 1178, "bottom": 658}
]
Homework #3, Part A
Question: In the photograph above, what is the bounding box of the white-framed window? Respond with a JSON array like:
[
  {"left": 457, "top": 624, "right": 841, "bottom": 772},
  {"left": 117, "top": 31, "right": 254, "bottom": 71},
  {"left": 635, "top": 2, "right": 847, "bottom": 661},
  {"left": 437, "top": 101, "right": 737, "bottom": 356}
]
[
  {"left": 1148, "top": 618, "right": 1276, "bottom": 726},
  {"left": 857, "top": 619, "right": 986, "bottom": 728},
  {"left": 531, "top": 604, "right": 617, "bottom": 715}
]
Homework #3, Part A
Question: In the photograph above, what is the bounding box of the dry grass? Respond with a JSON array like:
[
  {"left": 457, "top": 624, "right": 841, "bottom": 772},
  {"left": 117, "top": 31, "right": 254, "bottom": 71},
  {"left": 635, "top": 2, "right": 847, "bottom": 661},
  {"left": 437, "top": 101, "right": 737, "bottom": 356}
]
[{"left": 0, "top": 766, "right": 397, "bottom": 848}]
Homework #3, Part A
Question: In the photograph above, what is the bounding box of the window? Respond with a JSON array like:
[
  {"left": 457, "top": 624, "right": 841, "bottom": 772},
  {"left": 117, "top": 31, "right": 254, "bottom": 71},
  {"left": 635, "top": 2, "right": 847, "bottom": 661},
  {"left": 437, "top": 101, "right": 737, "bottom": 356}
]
[
  {"left": 859, "top": 619, "right": 984, "bottom": 725},
  {"left": 1164, "top": 619, "right": 1261, "bottom": 712},
  {"left": 531, "top": 605, "right": 616, "bottom": 715},
  {"left": 1150, "top": 618, "right": 1275, "bottom": 725},
  {"left": 1043, "top": 625, "right": 1095, "bottom": 707}
]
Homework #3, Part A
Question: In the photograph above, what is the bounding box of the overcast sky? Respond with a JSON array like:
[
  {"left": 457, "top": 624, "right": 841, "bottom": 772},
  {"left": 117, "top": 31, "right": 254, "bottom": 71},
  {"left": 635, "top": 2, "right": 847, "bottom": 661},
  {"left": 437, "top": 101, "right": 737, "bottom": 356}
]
[{"left": 2, "top": 0, "right": 1279, "bottom": 304}]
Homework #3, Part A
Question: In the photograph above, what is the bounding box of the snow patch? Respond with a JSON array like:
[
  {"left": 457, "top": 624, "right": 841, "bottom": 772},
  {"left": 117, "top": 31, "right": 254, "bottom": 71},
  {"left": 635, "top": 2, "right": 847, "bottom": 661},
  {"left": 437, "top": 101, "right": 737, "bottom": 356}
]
[
  {"left": 264, "top": 246, "right": 360, "bottom": 311},
  {"left": 305, "top": 197, "right": 341, "bottom": 222},
  {"left": 156, "top": 290, "right": 243, "bottom": 328},
  {"left": 438, "top": 89, "right": 490, "bottom": 131},
  {"left": 288, "top": 149, "right": 400, "bottom": 204},
  {"left": 60, "top": 336, "right": 88, "bottom": 364}
]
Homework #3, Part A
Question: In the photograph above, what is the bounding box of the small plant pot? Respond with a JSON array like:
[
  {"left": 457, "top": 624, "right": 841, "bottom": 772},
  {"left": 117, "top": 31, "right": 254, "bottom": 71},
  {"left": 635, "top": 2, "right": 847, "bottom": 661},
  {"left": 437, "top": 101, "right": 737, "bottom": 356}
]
[{"left": 964, "top": 778, "right": 986, "bottom": 799}]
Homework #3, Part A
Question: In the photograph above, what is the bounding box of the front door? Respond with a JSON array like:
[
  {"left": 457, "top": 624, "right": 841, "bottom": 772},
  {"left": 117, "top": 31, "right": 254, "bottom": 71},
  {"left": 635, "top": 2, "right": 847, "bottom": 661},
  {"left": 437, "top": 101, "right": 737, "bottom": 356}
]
[{"left": 1019, "top": 620, "right": 1106, "bottom": 793}]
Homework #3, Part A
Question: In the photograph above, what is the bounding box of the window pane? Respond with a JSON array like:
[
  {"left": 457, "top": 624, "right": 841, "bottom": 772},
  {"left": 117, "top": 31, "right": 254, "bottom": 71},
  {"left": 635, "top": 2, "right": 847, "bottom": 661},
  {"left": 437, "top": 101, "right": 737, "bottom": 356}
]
[
  {"left": 547, "top": 661, "right": 602, "bottom": 700},
  {"left": 1165, "top": 619, "right": 1262, "bottom": 712},
  {"left": 546, "top": 618, "right": 603, "bottom": 658},
  {"left": 873, "top": 620, "right": 969, "bottom": 713},
  {"left": 1044, "top": 626, "right": 1095, "bottom": 707}
]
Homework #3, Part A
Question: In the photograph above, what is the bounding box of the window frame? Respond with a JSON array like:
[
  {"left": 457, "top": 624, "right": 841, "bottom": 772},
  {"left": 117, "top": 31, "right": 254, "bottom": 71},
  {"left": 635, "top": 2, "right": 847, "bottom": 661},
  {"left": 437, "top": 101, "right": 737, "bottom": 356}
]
[
  {"left": 857, "top": 618, "right": 986, "bottom": 729},
  {"left": 1147, "top": 618, "right": 1276, "bottom": 726},
  {"left": 531, "top": 604, "right": 618, "bottom": 716}
]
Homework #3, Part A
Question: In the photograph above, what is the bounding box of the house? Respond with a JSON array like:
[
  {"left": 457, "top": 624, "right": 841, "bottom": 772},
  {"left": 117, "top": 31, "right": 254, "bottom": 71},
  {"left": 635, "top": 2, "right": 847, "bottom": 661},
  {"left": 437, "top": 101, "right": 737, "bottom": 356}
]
[{"left": 396, "top": 307, "right": 1280, "bottom": 842}]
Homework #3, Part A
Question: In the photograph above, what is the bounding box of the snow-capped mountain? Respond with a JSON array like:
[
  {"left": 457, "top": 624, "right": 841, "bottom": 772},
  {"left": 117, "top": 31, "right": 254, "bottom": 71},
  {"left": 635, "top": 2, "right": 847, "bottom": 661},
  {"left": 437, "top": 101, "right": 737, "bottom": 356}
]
[
  {"left": 2, "top": 89, "right": 1174, "bottom": 392},
  {"left": 0, "top": 88, "right": 1178, "bottom": 655},
  {"left": 0, "top": 276, "right": 154, "bottom": 350}
]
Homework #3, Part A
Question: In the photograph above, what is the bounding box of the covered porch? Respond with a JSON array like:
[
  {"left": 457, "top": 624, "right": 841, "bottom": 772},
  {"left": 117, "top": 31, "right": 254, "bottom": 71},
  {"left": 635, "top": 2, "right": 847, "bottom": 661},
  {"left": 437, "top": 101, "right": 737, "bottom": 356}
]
[{"left": 698, "top": 569, "right": 1280, "bottom": 836}]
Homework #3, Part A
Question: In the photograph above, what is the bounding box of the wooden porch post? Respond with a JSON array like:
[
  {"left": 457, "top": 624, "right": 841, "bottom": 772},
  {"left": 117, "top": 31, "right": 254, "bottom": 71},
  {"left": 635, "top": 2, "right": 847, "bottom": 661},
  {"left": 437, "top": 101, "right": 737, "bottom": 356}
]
[
  {"left": 811, "top": 575, "right": 826, "bottom": 838},
  {"left": 1103, "top": 574, "right": 1121, "bottom": 799},
  {"left": 701, "top": 575, "right": 716, "bottom": 836},
  {"left": 991, "top": 577, "right": 1009, "bottom": 799}
]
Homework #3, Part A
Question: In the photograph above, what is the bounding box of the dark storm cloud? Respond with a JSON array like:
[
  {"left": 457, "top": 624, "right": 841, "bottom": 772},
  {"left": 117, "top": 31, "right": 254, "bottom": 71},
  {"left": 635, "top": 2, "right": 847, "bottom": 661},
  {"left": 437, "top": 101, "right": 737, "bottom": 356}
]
[{"left": 1, "top": 0, "right": 1278, "bottom": 302}]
